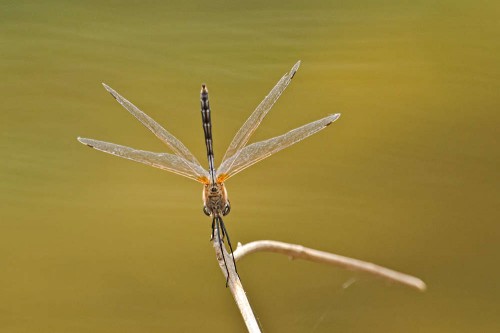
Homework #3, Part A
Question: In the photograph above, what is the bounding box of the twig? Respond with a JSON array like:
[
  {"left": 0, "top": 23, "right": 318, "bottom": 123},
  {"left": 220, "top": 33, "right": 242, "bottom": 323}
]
[
  {"left": 212, "top": 227, "right": 261, "bottom": 333},
  {"left": 233, "top": 240, "right": 427, "bottom": 292},
  {"left": 212, "top": 238, "right": 426, "bottom": 332}
]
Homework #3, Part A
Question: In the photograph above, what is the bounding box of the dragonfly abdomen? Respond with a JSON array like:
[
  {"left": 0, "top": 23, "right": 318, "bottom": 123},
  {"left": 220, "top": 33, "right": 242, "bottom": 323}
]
[{"left": 200, "top": 85, "right": 216, "bottom": 184}]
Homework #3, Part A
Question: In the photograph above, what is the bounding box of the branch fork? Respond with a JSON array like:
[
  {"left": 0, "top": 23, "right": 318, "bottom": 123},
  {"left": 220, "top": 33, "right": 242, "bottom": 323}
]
[{"left": 212, "top": 228, "right": 426, "bottom": 333}]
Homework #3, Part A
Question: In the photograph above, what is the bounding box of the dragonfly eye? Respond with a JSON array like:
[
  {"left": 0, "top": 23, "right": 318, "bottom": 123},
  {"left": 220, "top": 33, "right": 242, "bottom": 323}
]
[
  {"left": 222, "top": 201, "right": 231, "bottom": 216},
  {"left": 211, "top": 187, "right": 217, "bottom": 193}
]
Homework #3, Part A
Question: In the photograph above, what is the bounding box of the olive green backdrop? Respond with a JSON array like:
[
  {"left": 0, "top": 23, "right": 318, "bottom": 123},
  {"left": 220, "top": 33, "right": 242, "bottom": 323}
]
[{"left": 1, "top": 0, "right": 498, "bottom": 332}]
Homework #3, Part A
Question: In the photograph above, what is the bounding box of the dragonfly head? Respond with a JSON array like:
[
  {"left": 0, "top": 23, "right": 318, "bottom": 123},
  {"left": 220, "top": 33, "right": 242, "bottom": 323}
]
[{"left": 202, "top": 182, "right": 230, "bottom": 217}]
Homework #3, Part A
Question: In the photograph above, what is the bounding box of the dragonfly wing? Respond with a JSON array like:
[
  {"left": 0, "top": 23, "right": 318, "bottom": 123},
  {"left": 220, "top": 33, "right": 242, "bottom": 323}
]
[
  {"left": 102, "top": 84, "right": 203, "bottom": 171},
  {"left": 216, "top": 114, "right": 340, "bottom": 181},
  {"left": 78, "top": 137, "right": 210, "bottom": 184},
  {"left": 221, "top": 61, "right": 301, "bottom": 162}
]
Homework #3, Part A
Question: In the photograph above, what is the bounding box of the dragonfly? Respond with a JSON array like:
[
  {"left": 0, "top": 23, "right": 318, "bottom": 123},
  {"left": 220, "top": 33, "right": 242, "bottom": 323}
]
[{"left": 77, "top": 61, "right": 340, "bottom": 283}]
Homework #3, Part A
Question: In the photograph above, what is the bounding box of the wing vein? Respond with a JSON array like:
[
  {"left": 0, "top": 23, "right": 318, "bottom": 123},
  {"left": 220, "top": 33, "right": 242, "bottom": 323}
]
[
  {"left": 102, "top": 84, "right": 204, "bottom": 175},
  {"left": 77, "top": 137, "right": 209, "bottom": 183},
  {"left": 217, "top": 114, "right": 340, "bottom": 181},
  {"left": 221, "top": 61, "right": 301, "bottom": 163}
]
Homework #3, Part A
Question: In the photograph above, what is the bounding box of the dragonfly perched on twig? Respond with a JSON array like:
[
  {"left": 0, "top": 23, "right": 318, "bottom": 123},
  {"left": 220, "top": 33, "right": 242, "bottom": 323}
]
[{"left": 77, "top": 61, "right": 340, "bottom": 284}]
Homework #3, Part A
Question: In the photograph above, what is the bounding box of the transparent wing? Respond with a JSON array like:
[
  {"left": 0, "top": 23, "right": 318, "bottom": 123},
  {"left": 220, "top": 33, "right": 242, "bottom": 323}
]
[
  {"left": 216, "top": 114, "right": 340, "bottom": 182},
  {"left": 78, "top": 137, "right": 210, "bottom": 184},
  {"left": 102, "top": 83, "right": 204, "bottom": 174},
  {"left": 221, "top": 61, "right": 301, "bottom": 163}
]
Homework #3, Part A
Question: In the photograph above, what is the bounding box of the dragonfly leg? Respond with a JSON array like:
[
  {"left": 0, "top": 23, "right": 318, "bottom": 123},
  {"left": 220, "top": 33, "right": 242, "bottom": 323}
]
[
  {"left": 216, "top": 217, "right": 230, "bottom": 286},
  {"left": 210, "top": 218, "right": 215, "bottom": 241},
  {"left": 220, "top": 218, "right": 239, "bottom": 280}
]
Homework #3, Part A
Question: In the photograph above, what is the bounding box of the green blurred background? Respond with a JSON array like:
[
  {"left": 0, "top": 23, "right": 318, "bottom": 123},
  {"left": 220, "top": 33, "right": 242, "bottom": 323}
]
[{"left": 1, "top": 0, "right": 498, "bottom": 332}]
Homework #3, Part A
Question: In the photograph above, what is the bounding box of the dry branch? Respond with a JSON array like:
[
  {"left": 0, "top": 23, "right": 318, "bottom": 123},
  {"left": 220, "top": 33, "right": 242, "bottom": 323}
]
[
  {"left": 233, "top": 240, "right": 426, "bottom": 291},
  {"left": 212, "top": 237, "right": 426, "bottom": 333},
  {"left": 212, "top": 229, "right": 261, "bottom": 333}
]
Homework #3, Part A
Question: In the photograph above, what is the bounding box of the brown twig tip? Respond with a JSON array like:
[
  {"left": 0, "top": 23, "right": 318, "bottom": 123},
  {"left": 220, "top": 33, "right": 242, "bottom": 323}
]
[{"left": 233, "top": 240, "right": 427, "bottom": 292}]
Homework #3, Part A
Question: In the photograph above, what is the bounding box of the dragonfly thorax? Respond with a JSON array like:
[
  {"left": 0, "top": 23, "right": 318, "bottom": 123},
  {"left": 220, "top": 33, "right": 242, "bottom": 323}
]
[{"left": 202, "top": 182, "right": 230, "bottom": 217}]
